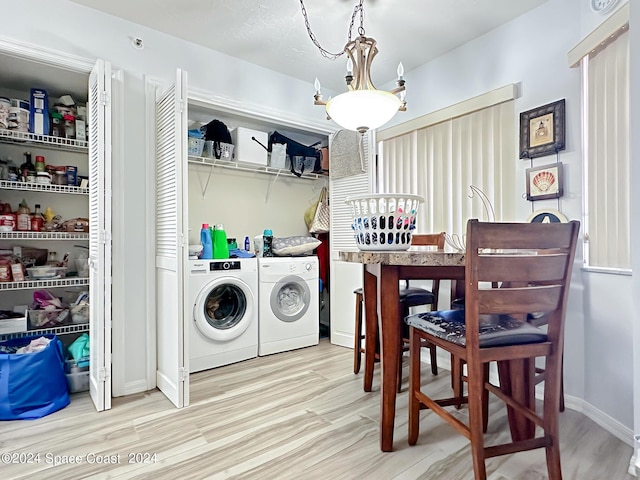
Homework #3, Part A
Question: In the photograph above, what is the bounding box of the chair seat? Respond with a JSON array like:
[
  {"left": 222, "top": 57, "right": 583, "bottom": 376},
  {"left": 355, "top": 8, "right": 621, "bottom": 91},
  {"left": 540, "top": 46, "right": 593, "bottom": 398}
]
[
  {"left": 399, "top": 287, "right": 435, "bottom": 308},
  {"left": 405, "top": 309, "right": 547, "bottom": 348}
]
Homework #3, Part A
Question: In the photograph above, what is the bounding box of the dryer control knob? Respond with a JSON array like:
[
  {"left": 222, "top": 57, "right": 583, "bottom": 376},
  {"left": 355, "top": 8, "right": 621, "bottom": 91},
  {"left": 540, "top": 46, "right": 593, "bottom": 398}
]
[
  {"left": 304, "top": 263, "right": 312, "bottom": 271},
  {"left": 222, "top": 262, "right": 231, "bottom": 270}
]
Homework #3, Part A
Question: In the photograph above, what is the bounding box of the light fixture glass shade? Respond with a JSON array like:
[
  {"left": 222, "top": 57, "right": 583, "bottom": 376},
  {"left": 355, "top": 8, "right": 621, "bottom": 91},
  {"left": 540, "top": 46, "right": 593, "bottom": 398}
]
[{"left": 326, "top": 90, "right": 402, "bottom": 133}]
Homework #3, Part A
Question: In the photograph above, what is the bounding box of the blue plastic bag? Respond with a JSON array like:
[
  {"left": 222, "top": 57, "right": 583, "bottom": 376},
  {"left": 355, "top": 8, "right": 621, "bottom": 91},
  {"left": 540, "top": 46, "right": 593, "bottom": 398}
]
[{"left": 0, "top": 334, "right": 70, "bottom": 420}]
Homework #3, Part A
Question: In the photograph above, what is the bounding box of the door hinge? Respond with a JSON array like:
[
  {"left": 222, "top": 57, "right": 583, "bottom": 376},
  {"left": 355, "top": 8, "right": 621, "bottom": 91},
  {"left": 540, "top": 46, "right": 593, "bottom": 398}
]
[
  {"left": 98, "top": 367, "right": 109, "bottom": 382},
  {"left": 101, "top": 91, "right": 110, "bottom": 106},
  {"left": 99, "top": 231, "right": 112, "bottom": 244},
  {"left": 179, "top": 100, "right": 185, "bottom": 113},
  {"left": 179, "top": 367, "right": 187, "bottom": 381},
  {"left": 178, "top": 233, "right": 187, "bottom": 248}
]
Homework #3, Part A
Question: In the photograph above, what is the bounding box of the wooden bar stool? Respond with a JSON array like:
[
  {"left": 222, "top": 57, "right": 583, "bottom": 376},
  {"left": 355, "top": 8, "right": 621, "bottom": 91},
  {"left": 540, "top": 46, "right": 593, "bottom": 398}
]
[{"left": 353, "top": 233, "right": 445, "bottom": 392}]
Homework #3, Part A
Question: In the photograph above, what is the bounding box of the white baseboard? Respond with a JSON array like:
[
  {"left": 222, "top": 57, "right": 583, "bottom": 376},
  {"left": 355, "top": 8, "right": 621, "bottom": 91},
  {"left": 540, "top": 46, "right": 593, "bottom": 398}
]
[
  {"left": 628, "top": 454, "right": 637, "bottom": 477},
  {"left": 114, "top": 380, "right": 149, "bottom": 397},
  {"left": 330, "top": 331, "right": 353, "bottom": 349}
]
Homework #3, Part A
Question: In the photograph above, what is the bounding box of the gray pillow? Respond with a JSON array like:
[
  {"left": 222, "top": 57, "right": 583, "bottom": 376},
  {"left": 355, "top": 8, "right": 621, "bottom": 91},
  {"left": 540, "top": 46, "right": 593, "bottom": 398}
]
[{"left": 272, "top": 236, "right": 321, "bottom": 256}]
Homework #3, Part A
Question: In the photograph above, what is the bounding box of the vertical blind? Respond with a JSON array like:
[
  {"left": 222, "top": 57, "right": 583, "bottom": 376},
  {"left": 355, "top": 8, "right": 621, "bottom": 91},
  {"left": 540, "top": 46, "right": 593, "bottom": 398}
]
[
  {"left": 584, "top": 29, "right": 630, "bottom": 269},
  {"left": 378, "top": 101, "right": 515, "bottom": 238}
]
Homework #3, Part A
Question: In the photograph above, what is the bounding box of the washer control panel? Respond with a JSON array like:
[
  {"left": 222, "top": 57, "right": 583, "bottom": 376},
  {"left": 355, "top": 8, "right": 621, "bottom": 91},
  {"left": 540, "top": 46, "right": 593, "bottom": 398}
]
[{"left": 210, "top": 260, "right": 241, "bottom": 271}]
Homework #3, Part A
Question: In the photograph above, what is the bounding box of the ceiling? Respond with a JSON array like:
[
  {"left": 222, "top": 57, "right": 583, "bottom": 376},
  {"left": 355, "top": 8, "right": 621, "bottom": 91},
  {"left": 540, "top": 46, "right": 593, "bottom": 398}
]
[{"left": 70, "top": 0, "right": 547, "bottom": 92}]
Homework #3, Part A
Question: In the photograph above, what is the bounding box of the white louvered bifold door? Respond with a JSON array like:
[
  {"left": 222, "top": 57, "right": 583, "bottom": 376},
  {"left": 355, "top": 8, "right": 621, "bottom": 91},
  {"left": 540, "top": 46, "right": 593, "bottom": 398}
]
[
  {"left": 155, "top": 69, "right": 189, "bottom": 408},
  {"left": 329, "top": 131, "right": 373, "bottom": 347},
  {"left": 88, "top": 59, "right": 112, "bottom": 412}
]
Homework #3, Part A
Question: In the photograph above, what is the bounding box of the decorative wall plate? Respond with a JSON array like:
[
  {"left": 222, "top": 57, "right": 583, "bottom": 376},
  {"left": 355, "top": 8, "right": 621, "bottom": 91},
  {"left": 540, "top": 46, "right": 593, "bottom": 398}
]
[
  {"left": 526, "top": 209, "right": 568, "bottom": 224},
  {"left": 590, "top": 0, "right": 620, "bottom": 15}
]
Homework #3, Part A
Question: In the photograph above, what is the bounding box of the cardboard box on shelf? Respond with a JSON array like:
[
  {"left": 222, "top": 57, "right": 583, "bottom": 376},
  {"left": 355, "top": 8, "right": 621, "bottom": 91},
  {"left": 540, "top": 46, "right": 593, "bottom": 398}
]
[
  {"left": 66, "top": 166, "right": 77, "bottom": 186},
  {"left": 29, "top": 88, "right": 49, "bottom": 135}
]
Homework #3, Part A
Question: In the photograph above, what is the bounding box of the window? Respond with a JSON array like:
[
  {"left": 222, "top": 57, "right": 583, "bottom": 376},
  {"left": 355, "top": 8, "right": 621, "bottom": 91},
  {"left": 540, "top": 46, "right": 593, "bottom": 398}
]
[
  {"left": 377, "top": 91, "right": 516, "bottom": 238},
  {"left": 574, "top": 13, "right": 630, "bottom": 270}
]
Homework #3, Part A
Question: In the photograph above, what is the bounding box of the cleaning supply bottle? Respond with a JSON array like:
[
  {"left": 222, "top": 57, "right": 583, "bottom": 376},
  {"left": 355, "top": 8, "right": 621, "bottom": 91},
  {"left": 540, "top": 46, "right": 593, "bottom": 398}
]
[
  {"left": 212, "top": 224, "right": 230, "bottom": 259},
  {"left": 244, "top": 236, "right": 250, "bottom": 251},
  {"left": 263, "top": 229, "right": 274, "bottom": 257},
  {"left": 200, "top": 223, "right": 213, "bottom": 259}
]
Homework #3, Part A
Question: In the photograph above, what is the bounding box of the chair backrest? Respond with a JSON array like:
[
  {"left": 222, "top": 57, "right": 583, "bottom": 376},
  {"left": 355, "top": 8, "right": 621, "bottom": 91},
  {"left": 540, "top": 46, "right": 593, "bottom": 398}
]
[
  {"left": 411, "top": 233, "right": 445, "bottom": 249},
  {"left": 409, "top": 233, "right": 446, "bottom": 309},
  {"left": 464, "top": 219, "right": 579, "bottom": 351}
]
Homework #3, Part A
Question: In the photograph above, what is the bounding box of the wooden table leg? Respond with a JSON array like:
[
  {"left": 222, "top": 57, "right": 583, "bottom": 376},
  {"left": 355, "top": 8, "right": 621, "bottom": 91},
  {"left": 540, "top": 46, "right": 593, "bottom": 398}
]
[
  {"left": 378, "top": 264, "right": 400, "bottom": 452},
  {"left": 497, "top": 358, "right": 536, "bottom": 441},
  {"left": 363, "top": 268, "right": 377, "bottom": 393}
]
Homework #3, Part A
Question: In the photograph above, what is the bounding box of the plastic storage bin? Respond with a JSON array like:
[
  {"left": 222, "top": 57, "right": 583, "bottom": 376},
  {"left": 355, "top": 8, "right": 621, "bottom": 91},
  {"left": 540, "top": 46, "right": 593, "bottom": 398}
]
[
  {"left": 65, "top": 359, "right": 90, "bottom": 393},
  {"left": 188, "top": 137, "right": 205, "bottom": 156},
  {"left": 231, "top": 127, "right": 268, "bottom": 165},
  {"left": 202, "top": 140, "right": 234, "bottom": 160}
]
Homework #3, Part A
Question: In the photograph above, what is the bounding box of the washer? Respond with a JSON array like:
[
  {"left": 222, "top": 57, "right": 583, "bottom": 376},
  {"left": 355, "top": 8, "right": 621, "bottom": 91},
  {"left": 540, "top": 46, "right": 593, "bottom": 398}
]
[
  {"left": 258, "top": 256, "right": 319, "bottom": 356},
  {"left": 188, "top": 257, "right": 258, "bottom": 372}
]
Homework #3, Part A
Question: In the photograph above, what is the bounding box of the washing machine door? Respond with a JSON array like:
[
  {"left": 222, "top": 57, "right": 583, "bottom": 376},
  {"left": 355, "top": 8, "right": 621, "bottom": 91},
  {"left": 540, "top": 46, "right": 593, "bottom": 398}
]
[
  {"left": 269, "top": 275, "right": 310, "bottom": 323},
  {"left": 194, "top": 277, "right": 255, "bottom": 341}
]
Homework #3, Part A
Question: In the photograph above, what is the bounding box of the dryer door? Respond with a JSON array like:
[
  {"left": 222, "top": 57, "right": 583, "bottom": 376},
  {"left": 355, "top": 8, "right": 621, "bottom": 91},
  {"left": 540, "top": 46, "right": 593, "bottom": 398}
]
[
  {"left": 269, "top": 275, "right": 311, "bottom": 323},
  {"left": 194, "top": 276, "right": 256, "bottom": 341}
]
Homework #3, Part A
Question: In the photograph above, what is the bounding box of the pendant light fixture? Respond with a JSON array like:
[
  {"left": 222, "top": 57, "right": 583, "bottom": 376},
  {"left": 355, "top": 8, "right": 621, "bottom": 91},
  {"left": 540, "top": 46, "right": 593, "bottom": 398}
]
[{"left": 300, "top": 0, "right": 406, "bottom": 134}]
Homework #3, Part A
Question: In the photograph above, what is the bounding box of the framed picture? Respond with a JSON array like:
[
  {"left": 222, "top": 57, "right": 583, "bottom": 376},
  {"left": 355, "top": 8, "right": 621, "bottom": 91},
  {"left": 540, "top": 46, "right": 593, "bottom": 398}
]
[
  {"left": 519, "top": 99, "right": 566, "bottom": 159},
  {"left": 526, "top": 162, "right": 563, "bottom": 201}
]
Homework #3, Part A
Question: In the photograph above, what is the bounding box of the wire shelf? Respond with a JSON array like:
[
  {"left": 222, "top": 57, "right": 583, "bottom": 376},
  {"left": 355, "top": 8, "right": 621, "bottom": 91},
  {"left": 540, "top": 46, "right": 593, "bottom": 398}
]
[
  {"left": 0, "top": 180, "right": 89, "bottom": 195},
  {"left": 0, "top": 128, "right": 88, "bottom": 152},
  {"left": 0, "top": 231, "right": 89, "bottom": 240},
  {"left": 0, "top": 322, "right": 89, "bottom": 341},
  {"left": 188, "top": 155, "right": 326, "bottom": 180},
  {"left": 0, "top": 278, "right": 89, "bottom": 291}
]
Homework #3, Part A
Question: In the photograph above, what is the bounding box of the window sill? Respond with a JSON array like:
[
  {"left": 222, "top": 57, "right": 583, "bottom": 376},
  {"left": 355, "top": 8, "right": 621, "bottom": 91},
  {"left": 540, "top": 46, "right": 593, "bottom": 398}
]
[{"left": 581, "top": 265, "right": 632, "bottom": 276}]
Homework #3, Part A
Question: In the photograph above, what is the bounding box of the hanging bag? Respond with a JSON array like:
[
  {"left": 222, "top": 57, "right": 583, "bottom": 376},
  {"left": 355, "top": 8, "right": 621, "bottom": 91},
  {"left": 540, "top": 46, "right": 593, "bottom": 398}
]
[{"left": 309, "top": 187, "right": 330, "bottom": 234}]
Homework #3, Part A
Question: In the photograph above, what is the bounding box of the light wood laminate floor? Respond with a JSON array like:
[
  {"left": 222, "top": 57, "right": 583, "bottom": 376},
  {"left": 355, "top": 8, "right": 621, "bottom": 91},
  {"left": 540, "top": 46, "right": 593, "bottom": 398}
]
[{"left": 0, "top": 340, "right": 633, "bottom": 479}]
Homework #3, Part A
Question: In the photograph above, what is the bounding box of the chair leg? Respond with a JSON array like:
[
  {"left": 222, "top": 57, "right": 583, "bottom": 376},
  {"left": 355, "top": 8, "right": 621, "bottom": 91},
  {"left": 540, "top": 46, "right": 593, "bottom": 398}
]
[
  {"left": 397, "top": 350, "right": 403, "bottom": 393},
  {"left": 482, "top": 363, "right": 489, "bottom": 433},
  {"left": 452, "top": 355, "right": 464, "bottom": 408},
  {"left": 408, "top": 328, "right": 421, "bottom": 445},
  {"left": 353, "top": 292, "right": 363, "bottom": 374},
  {"left": 544, "top": 355, "right": 564, "bottom": 480},
  {"left": 467, "top": 359, "right": 488, "bottom": 480},
  {"left": 429, "top": 341, "right": 438, "bottom": 375},
  {"left": 559, "top": 358, "right": 565, "bottom": 412}
]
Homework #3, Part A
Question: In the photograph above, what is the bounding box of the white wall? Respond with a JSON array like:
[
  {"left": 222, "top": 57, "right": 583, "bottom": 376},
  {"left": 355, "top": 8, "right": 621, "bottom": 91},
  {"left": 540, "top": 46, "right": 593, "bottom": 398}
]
[
  {"left": 187, "top": 166, "right": 324, "bottom": 246},
  {"left": 381, "top": 0, "right": 634, "bottom": 439}
]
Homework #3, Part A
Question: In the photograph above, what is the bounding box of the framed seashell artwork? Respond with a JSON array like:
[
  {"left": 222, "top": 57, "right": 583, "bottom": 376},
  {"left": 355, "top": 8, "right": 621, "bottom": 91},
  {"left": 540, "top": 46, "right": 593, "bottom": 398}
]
[
  {"left": 519, "top": 99, "right": 566, "bottom": 159},
  {"left": 526, "top": 162, "right": 564, "bottom": 201}
]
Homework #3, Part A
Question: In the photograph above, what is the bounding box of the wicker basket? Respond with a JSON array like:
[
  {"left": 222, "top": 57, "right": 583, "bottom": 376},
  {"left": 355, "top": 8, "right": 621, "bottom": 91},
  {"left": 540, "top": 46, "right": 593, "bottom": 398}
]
[{"left": 346, "top": 193, "right": 424, "bottom": 251}]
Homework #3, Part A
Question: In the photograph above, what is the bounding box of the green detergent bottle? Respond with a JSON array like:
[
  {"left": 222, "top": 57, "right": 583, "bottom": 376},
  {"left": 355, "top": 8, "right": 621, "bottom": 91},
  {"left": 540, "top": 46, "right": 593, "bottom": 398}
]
[{"left": 212, "top": 224, "right": 230, "bottom": 259}]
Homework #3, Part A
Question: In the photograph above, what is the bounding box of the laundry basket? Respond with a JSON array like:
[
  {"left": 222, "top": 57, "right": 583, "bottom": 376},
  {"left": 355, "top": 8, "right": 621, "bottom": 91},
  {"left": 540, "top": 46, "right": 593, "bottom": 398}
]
[{"left": 346, "top": 193, "right": 424, "bottom": 251}]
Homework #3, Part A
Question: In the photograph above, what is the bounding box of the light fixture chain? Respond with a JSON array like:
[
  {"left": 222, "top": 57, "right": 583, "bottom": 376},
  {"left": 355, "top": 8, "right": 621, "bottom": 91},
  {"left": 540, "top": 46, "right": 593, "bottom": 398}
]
[{"left": 299, "top": 0, "right": 366, "bottom": 60}]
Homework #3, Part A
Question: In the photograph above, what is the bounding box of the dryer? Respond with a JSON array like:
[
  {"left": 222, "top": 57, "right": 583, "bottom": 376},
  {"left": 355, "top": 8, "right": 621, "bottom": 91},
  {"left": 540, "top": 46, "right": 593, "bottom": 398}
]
[
  {"left": 258, "top": 256, "right": 319, "bottom": 356},
  {"left": 188, "top": 258, "right": 258, "bottom": 372}
]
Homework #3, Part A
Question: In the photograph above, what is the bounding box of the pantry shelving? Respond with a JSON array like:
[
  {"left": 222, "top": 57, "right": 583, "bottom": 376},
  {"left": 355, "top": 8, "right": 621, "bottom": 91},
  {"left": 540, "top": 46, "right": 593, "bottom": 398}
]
[
  {"left": 0, "top": 321, "right": 89, "bottom": 342},
  {"left": 0, "top": 114, "right": 90, "bottom": 341},
  {"left": 0, "top": 128, "right": 88, "bottom": 152}
]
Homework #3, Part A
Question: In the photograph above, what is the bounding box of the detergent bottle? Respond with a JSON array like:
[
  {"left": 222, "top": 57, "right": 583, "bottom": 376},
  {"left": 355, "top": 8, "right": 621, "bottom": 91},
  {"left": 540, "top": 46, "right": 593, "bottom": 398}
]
[
  {"left": 200, "top": 223, "right": 213, "bottom": 259},
  {"left": 212, "top": 224, "right": 229, "bottom": 259}
]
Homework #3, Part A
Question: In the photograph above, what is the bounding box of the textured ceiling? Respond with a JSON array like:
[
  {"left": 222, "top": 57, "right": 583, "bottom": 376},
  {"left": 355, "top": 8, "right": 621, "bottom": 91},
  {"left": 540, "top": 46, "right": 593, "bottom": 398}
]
[{"left": 70, "top": 0, "right": 547, "bottom": 92}]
